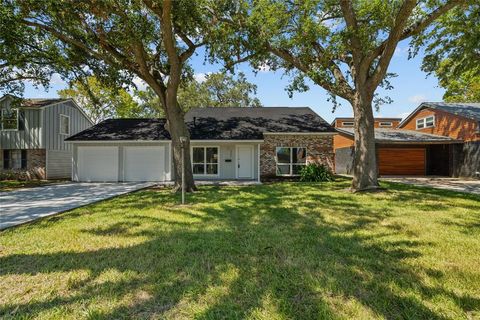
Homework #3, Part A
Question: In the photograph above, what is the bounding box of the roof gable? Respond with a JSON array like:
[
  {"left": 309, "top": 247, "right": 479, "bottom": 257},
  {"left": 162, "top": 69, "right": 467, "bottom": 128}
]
[{"left": 399, "top": 102, "right": 480, "bottom": 127}]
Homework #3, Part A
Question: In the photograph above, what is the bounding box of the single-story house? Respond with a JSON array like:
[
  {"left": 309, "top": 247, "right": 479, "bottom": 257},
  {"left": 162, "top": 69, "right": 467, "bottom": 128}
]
[{"left": 65, "top": 107, "right": 336, "bottom": 182}]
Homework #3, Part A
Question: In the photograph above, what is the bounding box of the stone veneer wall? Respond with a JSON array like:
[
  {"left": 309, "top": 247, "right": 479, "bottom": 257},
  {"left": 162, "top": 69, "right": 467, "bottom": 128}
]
[
  {"left": 0, "top": 149, "right": 46, "bottom": 180},
  {"left": 260, "top": 134, "right": 335, "bottom": 178}
]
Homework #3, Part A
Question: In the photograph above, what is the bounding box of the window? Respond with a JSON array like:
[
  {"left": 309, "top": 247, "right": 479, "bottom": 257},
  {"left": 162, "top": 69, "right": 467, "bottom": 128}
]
[
  {"left": 59, "top": 114, "right": 70, "bottom": 135},
  {"left": 3, "top": 150, "right": 27, "bottom": 170},
  {"left": 379, "top": 121, "right": 392, "bottom": 127},
  {"left": 276, "top": 147, "right": 307, "bottom": 176},
  {"left": 1, "top": 109, "right": 18, "bottom": 130},
  {"left": 416, "top": 116, "right": 435, "bottom": 130},
  {"left": 341, "top": 121, "right": 354, "bottom": 127},
  {"left": 192, "top": 147, "right": 219, "bottom": 175}
]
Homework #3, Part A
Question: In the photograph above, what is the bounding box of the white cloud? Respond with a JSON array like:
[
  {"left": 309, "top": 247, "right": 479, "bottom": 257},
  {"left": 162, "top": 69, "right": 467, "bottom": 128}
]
[
  {"left": 132, "top": 76, "right": 148, "bottom": 91},
  {"left": 193, "top": 72, "right": 211, "bottom": 83},
  {"left": 394, "top": 46, "right": 404, "bottom": 57},
  {"left": 396, "top": 112, "right": 411, "bottom": 121},
  {"left": 49, "top": 73, "right": 67, "bottom": 86},
  {"left": 258, "top": 63, "right": 271, "bottom": 73},
  {"left": 408, "top": 94, "right": 427, "bottom": 104}
]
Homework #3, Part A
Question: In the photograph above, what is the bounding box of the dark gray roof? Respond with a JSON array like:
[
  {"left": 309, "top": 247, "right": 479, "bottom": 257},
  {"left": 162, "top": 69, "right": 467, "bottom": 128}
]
[
  {"left": 0, "top": 94, "right": 68, "bottom": 108},
  {"left": 67, "top": 107, "right": 335, "bottom": 141},
  {"left": 65, "top": 119, "right": 171, "bottom": 141},
  {"left": 336, "top": 128, "right": 460, "bottom": 144},
  {"left": 185, "top": 107, "right": 335, "bottom": 140},
  {"left": 424, "top": 102, "right": 480, "bottom": 121},
  {"left": 399, "top": 102, "right": 480, "bottom": 127},
  {"left": 22, "top": 98, "right": 69, "bottom": 107}
]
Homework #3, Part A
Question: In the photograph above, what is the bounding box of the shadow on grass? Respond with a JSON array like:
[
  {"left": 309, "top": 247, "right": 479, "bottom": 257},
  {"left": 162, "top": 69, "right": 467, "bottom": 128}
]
[{"left": 1, "top": 181, "right": 479, "bottom": 319}]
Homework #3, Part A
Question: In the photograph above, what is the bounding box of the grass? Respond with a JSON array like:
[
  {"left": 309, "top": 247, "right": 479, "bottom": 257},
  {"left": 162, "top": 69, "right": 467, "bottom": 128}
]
[
  {"left": 0, "top": 180, "right": 63, "bottom": 192},
  {"left": 1, "top": 179, "right": 479, "bottom": 319}
]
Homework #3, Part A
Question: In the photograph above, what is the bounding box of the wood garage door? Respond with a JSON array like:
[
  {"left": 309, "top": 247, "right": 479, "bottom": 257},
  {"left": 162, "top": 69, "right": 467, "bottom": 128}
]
[{"left": 378, "top": 148, "right": 425, "bottom": 176}]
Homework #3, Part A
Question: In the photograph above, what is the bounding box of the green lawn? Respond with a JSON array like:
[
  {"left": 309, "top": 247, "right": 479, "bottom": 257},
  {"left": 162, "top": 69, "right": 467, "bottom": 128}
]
[
  {"left": 0, "top": 180, "right": 61, "bottom": 192},
  {"left": 1, "top": 179, "right": 479, "bottom": 319}
]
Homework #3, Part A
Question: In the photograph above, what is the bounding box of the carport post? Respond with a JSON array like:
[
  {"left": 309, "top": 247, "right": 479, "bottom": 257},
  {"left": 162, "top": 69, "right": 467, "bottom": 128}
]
[{"left": 180, "top": 136, "right": 187, "bottom": 204}]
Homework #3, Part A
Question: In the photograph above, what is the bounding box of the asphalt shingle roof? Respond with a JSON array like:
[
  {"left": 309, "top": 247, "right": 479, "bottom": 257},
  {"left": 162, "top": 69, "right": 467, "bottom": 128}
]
[
  {"left": 423, "top": 102, "right": 480, "bottom": 122},
  {"left": 21, "top": 98, "right": 68, "bottom": 107},
  {"left": 336, "top": 128, "right": 460, "bottom": 144},
  {"left": 65, "top": 118, "right": 171, "bottom": 141},
  {"left": 66, "top": 107, "right": 335, "bottom": 141}
]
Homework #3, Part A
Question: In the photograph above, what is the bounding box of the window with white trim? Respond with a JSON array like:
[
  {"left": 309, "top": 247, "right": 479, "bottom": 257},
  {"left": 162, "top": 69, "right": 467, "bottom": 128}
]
[
  {"left": 192, "top": 147, "right": 219, "bottom": 175},
  {"left": 341, "top": 121, "right": 354, "bottom": 127},
  {"left": 59, "top": 114, "right": 70, "bottom": 135},
  {"left": 416, "top": 116, "right": 435, "bottom": 130},
  {"left": 3, "top": 150, "right": 26, "bottom": 170},
  {"left": 1, "top": 109, "right": 18, "bottom": 130},
  {"left": 276, "top": 147, "right": 307, "bottom": 176},
  {"left": 379, "top": 121, "right": 392, "bottom": 127}
]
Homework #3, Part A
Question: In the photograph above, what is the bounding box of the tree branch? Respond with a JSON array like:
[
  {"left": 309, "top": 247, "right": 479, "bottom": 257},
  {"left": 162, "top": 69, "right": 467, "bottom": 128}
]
[{"left": 366, "top": 0, "right": 417, "bottom": 90}]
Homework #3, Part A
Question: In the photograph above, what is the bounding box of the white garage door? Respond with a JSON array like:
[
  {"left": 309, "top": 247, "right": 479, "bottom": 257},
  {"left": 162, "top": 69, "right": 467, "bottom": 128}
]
[
  {"left": 124, "top": 146, "right": 165, "bottom": 181},
  {"left": 78, "top": 146, "right": 118, "bottom": 182}
]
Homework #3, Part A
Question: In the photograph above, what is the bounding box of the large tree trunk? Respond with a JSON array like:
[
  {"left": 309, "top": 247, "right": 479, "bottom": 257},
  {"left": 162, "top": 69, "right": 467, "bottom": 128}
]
[
  {"left": 351, "top": 91, "right": 380, "bottom": 191},
  {"left": 165, "top": 101, "right": 196, "bottom": 192}
]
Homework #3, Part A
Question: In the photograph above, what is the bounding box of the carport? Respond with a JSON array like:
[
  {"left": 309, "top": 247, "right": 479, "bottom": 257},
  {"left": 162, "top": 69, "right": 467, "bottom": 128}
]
[{"left": 335, "top": 128, "right": 461, "bottom": 176}]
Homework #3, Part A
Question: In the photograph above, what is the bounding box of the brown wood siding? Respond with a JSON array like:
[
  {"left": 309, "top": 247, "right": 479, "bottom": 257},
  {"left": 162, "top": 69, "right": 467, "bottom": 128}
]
[
  {"left": 334, "top": 119, "right": 401, "bottom": 128},
  {"left": 378, "top": 148, "right": 426, "bottom": 175},
  {"left": 401, "top": 108, "right": 480, "bottom": 142},
  {"left": 333, "top": 133, "right": 355, "bottom": 149}
]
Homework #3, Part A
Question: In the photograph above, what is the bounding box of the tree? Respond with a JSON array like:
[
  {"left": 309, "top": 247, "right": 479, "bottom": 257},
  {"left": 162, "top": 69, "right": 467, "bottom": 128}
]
[
  {"left": 416, "top": 2, "right": 479, "bottom": 102},
  {"left": 3, "top": 0, "right": 228, "bottom": 192},
  {"left": 58, "top": 77, "right": 158, "bottom": 123},
  {"left": 213, "top": 0, "right": 464, "bottom": 191},
  {"left": 178, "top": 72, "right": 262, "bottom": 110}
]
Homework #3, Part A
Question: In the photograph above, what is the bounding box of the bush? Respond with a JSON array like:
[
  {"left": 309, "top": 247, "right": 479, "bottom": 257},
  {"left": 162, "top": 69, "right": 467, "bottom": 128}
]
[{"left": 300, "top": 164, "right": 334, "bottom": 182}]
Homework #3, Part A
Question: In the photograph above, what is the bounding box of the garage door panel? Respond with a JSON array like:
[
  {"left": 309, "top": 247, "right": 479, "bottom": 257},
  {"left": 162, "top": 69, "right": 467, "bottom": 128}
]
[
  {"left": 379, "top": 148, "right": 425, "bottom": 176},
  {"left": 78, "top": 147, "right": 118, "bottom": 182},
  {"left": 124, "top": 146, "right": 165, "bottom": 181}
]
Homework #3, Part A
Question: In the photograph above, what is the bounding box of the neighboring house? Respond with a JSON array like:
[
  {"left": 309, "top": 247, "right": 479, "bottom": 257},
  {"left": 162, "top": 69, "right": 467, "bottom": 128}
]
[
  {"left": 334, "top": 103, "right": 480, "bottom": 177},
  {"left": 0, "top": 94, "right": 93, "bottom": 179},
  {"left": 398, "top": 102, "right": 480, "bottom": 177},
  {"left": 65, "top": 107, "right": 336, "bottom": 182}
]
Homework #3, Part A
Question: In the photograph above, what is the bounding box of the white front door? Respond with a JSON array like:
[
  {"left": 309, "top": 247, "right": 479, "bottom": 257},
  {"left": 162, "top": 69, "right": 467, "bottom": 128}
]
[
  {"left": 124, "top": 146, "right": 165, "bottom": 181},
  {"left": 237, "top": 145, "right": 253, "bottom": 179},
  {"left": 78, "top": 146, "right": 119, "bottom": 182}
]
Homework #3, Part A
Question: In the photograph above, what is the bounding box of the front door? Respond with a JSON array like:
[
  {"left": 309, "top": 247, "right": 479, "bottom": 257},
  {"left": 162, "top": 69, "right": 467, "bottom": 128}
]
[{"left": 237, "top": 145, "right": 253, "bottom": 179}]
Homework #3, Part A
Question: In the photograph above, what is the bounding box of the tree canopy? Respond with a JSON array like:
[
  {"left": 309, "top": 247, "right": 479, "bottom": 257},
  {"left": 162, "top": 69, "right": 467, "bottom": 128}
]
[
  {"left": 178, "top": 72, "right": 262, "bottom": 110},
  {"left": 416, "top": 1, "right": 479, "bottom": 102},
  {"left": 58, "top": 77, "right": 158, "bottom": 123}
]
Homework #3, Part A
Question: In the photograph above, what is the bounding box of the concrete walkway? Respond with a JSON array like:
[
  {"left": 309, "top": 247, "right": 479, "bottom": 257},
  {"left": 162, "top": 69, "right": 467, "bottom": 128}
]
[
  {"left": 381, "top": 177, "right": 480, "bottom": 195},
  {"left": 0, "top": 182, "right": 152, "bottom": 230}
]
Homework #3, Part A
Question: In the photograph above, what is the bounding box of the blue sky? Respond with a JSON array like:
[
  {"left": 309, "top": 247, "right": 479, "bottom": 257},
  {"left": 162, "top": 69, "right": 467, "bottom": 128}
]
[{"left": 23, "top": 41, "right": 444, "bottom": 124}]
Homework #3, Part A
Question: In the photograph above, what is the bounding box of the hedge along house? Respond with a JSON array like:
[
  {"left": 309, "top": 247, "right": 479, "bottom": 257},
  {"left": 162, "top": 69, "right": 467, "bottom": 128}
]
[
  {"left": 65, "top": 107, "right": 336, "bottom": 182},
  {"left": 0, "top": 94, "right": 93, "bottom": 179}
]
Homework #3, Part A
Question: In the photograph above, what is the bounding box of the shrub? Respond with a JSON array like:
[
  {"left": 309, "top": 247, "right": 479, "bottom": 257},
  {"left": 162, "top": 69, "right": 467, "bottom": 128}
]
[{"left": 300, "top": 164, "right": 334, "bottom": 182}]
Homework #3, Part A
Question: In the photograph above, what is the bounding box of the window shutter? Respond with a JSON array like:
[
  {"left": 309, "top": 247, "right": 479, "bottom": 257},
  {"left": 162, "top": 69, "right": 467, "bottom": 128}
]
[
  {"left": 3, "top": 150, "right": 10, "bottom": 169},
  {"left": 18, "top": 110, "right": 26, "bottom": 130},
  {"left": 21, "top": 150, "right": 27, "bottom": 169}
]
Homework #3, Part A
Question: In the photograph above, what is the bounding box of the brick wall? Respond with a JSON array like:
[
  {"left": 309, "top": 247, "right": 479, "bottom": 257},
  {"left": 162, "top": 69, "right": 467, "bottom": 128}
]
[
  {"left": 260, "top": 134, "right": 335, "bottom": 178},
  {"left": 0, "top": 149, "right": 46, "bottom": 180}
]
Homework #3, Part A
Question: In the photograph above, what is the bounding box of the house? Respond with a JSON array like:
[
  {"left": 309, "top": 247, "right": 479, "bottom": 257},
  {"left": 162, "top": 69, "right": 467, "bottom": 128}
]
[
  {"left": 65, "top": 107, "right": 336, "bottom": 182},
  {"left": 398, "top": 102, "right": 480, "bottom": 177},
  {"left": 334, "top": 102, "right": 480, "bottom": 177},
  {"left": 0, "top": 94, "right": 93, "bottom": 179}
]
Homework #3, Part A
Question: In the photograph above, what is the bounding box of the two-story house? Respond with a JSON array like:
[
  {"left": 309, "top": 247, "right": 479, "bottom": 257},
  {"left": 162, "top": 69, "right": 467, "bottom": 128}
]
[
  {"left": 0, "top": 94, "right": 93, "bottom": 180},
  {"left": 333, "top": 102, "right": 480, "bottom": 177}
]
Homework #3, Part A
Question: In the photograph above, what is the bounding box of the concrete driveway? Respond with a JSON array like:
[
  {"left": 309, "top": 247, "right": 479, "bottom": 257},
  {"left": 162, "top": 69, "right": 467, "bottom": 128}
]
[
  {"left": 381, "top": 177, "right": 480, "bottom": 195},
  {"left": 0, "top": 182, "right": 153, "bottom": 230}
]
